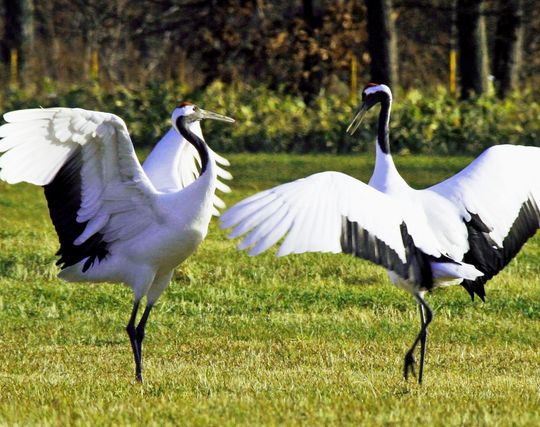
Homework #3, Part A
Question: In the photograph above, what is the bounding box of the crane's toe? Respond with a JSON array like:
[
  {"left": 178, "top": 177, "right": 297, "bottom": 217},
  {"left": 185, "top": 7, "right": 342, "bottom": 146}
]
[{"left": 403, "top": 351, "right": 416, "bottom": 381}]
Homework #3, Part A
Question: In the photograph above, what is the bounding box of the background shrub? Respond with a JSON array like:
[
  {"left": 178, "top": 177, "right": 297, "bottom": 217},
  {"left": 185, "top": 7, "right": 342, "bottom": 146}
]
[{"left": 1, "top": 80, "right": 538, "bottom": 155}]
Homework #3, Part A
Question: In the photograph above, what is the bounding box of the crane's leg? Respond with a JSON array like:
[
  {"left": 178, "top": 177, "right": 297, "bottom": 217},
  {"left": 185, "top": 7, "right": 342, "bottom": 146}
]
[
  {"left": 126, "top": 271, "right": 171, "bottom": 382},
  {"left": 134, "top": 303, "right": 154, "bottom": 383},
  {"left": 418, "top": 302, "right": 428, "bottom": 384},
  {"left": 403, "top": 293, "right": 433, "bottom": 384},
  {"left": 126, "top": 299, "right": 142, "bottom": 381}
]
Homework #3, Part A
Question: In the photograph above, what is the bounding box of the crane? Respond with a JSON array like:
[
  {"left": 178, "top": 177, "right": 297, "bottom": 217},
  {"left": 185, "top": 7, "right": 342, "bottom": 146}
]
[
  {"left": 0, "top": 103, "right": 235, "bottom": 382},
  {"left": 220, "top": 83, "right": 540, "bottom": 384}
]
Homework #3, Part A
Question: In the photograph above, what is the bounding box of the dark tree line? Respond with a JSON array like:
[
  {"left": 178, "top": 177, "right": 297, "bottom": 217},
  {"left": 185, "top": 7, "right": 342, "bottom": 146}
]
[
  {"left": 492, "top": 0, "right": 523, "bottom": 98},
  {"left": 0, "top": 0, "right": 537, "bottom": 100},
  {"left": 456, "top": 0, "right": 489, "bottom": 98},
  {"left": 2, "top": 0, "right": 34, "bottom": 84},
  {"left": 367, "top": 0, "right": 526, "bottom": 99},
  {"left": 365, "top": 0, "right": 398, "bottom": 87}
]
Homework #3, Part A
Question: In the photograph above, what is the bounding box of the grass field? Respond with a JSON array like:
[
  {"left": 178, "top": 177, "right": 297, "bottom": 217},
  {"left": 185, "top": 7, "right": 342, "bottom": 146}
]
[{"left": 1, "top": 152, "right": 540, "bottom": 426}]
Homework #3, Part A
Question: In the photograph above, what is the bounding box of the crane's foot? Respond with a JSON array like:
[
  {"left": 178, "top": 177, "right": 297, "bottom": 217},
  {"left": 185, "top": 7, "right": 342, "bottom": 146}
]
[
  {"left": 136, "top": 371, "right": 144, "bottom": 383},
  {"left": 403, "top": 351, "right": 416, "bottom": 381}
]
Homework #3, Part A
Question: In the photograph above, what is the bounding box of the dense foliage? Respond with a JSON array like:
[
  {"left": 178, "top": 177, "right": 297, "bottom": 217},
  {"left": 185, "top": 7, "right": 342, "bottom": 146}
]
[
  {"left": 1, "top": 80, "right": 539, "bottom": 154},
  {"left": 4, "top": 1, "right": 540, "bottom": 94}
]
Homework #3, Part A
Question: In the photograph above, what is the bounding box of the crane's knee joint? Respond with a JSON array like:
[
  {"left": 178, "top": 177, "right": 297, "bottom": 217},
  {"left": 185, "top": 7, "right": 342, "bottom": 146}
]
[{"left": 126, "top": 323, "right": 137, "bottom": 339}]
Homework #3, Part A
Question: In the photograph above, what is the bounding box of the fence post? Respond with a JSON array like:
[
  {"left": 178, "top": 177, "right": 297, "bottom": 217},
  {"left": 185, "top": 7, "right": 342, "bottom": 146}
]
[
  {"left": 10, "top": 49, "right": 18, "bottom": 87},
  {"left": 91, "top": 50, "right": 99, "bottom": 80},
  {"left": 449, "top": 49, "right": 457, "bottom": 95},
  {"left": 350, "top": 54, "right": 358, "bottom": 102},
  {"left": 449, "top": 0, "right": 457, "bottom": 95}
]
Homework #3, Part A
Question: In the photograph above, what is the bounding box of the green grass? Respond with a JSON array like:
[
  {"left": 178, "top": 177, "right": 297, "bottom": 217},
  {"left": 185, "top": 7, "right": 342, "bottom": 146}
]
[{"left": 1, "top": 153, "right": 540, "bottom": 426}]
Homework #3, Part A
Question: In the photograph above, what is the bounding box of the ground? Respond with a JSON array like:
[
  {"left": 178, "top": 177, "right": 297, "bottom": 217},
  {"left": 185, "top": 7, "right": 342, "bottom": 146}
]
[{"left": 0, "top": 153, "right": 539, "bottom": 426}]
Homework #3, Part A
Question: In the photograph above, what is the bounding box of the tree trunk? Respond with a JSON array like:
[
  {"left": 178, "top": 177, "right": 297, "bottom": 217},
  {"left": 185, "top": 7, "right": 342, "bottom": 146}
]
[
  {"left": 456, "top": 0, "right": 489, "bottom": 99},
  {"left": 492, "top": 0, "right": 523, "bottom": 98},
  {"left": 302, "top": 0, "right": 315, "bottom": 28},
  {"left": 299, "top": 0, "right": 323, "bottom": 104},
  {"left": 3, "top": 0, "right": 34, "bottom": 84},
  {"left": 364, "top": 0, "right": 398, "bottom": 88}
]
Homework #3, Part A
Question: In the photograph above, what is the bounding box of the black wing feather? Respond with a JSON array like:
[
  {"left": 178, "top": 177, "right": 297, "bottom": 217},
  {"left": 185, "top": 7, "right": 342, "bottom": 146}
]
[
  {"left": 341, "top": 218, "right": 437, "bottom": 290},
  {"left": 43, "top": 147, "right": 108, "bottom": 271},
  {"left": 462, "top": 200, "right": 540, "bottom": 301}
]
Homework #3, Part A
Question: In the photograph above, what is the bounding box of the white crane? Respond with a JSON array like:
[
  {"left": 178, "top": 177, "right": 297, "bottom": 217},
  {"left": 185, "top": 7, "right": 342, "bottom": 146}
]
[
  {"left": 0, "top": 103, "right": 234, "bottom": 382},
  {"left": 221, "top": 83, "right": 540, "bottom": 384}
]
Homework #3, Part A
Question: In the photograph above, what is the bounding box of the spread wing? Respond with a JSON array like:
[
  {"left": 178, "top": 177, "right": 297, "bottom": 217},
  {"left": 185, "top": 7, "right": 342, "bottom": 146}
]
[
  {"left": 0, "top": 107, "right": 159, "bottom": 270},
  {"left": 142, "top": 128, "right": 232, "bottom": 216},
  {"left": 430, "top": 145, "right": 540, "bottom": 298},
  {"left": 221, "top": 171, "right": 450, "bottom": 287}
]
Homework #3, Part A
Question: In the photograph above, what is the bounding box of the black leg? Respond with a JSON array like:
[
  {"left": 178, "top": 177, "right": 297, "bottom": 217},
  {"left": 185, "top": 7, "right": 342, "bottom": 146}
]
[
  {"left": 418, "top": 302, "right": 428, "bottom": 384},
  {"left": 134, "top": 304, "right": 154, "bottom": 383},
  {"left": 403, "top": 342, "right": 417, "bottom": 381},
  {"left": 403, "top": 293, "right": 433, "bottom": 384},
  {"left": 126, "top": 300, "right": 142, "bottom": 382}
]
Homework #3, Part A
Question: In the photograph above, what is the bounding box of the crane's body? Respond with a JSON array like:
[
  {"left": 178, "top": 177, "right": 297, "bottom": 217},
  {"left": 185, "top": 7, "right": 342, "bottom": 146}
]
[
  {"left": 58, "top": 155, "right": 217, "bottom": 294},
  {"left": 0, "top": 103, "right": 234, "bottom": 382},
  {"left": 221, "top": 83, "right": 540, "bottom": 383}
]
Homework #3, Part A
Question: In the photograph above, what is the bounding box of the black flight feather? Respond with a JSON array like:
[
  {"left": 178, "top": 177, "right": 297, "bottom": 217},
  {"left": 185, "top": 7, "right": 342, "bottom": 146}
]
[
  {"left": 340, "top": 218, "right": 438, "bottom": 290},
  {"left": 43, "top": 147, "right": 108, "bottom": 272},
  {"left": 462, "top": 200, "right": 540, "bottom": 301}
]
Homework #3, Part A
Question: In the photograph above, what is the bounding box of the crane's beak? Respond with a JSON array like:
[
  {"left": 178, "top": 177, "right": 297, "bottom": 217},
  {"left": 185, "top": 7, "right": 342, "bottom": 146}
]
[
  {"left": 200, "top": 109, "right": 235, "bottom": 123},
  {"left": 346, "top": 103, "right": 368, "bottom": 135}
]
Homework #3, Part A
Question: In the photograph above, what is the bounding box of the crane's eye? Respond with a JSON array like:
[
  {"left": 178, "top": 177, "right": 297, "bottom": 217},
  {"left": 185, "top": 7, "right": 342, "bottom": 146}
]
[{"left": 193, "top": 106, "right": 200, "bottom": 113}]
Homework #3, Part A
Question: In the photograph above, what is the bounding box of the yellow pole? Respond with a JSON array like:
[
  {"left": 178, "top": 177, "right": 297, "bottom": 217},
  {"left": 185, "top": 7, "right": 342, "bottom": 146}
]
[
  {"left": 449, "top": 49, "right": 457, "bottom": 96},
  {"left": 91, "top": 50, "right": 99, "bottom": 80},
  {"left": 449, "top": 0, "right": 457, "bottom": 96},
  {"left": 10, "top": 49, "right": 18, "bottom": 87},
  {"left": 350, "top": 54, "right": 358, "bottom": 102}
]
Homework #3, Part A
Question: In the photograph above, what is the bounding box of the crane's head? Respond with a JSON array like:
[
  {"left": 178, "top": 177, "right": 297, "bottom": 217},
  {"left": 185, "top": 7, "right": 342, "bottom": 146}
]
[
  {"left": 347, "top": 83, "right": 392, "bottom": 135},
  {"left": 172, "top": 102, "right": 235, "bottom": 132}
]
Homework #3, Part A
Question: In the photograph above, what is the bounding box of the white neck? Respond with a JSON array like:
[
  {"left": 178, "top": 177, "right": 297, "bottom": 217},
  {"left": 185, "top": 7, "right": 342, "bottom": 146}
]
[
  {"left": 189, "top": 121, "right": 204, "bottom": 141},
  {"left": 143, "top": 128, "right": 183, "bottom": 190},
  {"left": 143, "top": 122, "right": 216, "bottom": 192},
  {"left": 368, "top": 143, "right": 408, "bottom": 193}
]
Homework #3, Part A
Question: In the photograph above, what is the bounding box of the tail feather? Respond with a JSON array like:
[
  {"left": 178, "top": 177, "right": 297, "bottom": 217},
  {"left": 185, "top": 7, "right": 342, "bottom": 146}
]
[{"left": 431, "top": 260, "right": 483, "bottom": 282}]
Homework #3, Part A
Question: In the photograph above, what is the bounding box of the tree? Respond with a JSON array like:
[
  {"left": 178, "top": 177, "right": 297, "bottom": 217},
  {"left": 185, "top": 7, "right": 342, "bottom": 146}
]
[
  {"left": 365, "top": 0, "right": 398, "bottom": 87},
  {"left": 299, "top": 0, "right": 324, "bottom": 104},
  {"left": 492, "top": 0, "right": 523, "bottom": 98},
  {"left": 2, "top": 0, "right": 34, "bottom": 84},
  {"left": 456, "top": 0, "right": 489, "bottom": 99}
]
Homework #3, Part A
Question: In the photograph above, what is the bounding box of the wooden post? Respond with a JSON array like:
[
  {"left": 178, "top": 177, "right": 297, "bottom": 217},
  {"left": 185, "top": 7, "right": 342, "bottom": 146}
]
[
  {"left": 449, "top": 0, "right": 457, "bottom": 95},
  {"left": 90, "top": 50, "right": 99, "bottom": 80},
  {"left": 350, "top": 54, "right": 358, "bottom": 102},
  {"left": 449, "top": 50, "right": 457, "bottom": 95},
  {"left": 10, "top": 49, "right": 18, "bottom": 86}
]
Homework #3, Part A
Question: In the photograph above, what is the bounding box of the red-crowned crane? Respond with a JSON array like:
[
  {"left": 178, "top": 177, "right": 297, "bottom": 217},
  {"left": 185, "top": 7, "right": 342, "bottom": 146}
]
[
  {"left": 0, "top": 103, "right": 234, "bottom": 382},
  {"left": 221, "top": 83, "right": 540, "bottom": 384}
]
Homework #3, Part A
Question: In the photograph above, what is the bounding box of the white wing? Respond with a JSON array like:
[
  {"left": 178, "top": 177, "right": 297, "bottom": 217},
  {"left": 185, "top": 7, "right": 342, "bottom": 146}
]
[
  {"left": 0, "top": 108, "right": 159, "bottom": 265},
  {"left": 429, "top": 145, "right": 540, "bottom": 295},
  {"left": 431, "top": 145, "right": 540, "bottom": 247},
  {"left": 142, "top": 128, "right": 232, "bottom": 216},
  {"left": 221, "top": 171, "right": 447, "bottom": 265}
]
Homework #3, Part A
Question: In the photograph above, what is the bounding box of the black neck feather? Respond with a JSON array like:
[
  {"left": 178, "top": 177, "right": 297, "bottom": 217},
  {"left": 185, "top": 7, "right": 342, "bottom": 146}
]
[
  {"left": 176, "top": 117, "right": 209, "bottom": 175},
  {"left": 377, "top": 96, "right": 391, "bottom": 154}
]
